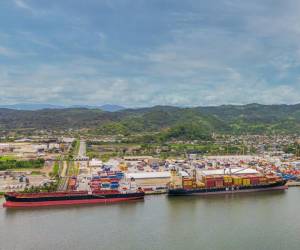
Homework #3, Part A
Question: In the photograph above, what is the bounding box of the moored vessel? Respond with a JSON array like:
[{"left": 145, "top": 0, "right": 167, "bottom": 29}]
[
  {"left": 168, "top": 168, "right": 288, "bottom": 196},
  {"left": 3, "top": 189, "right": 145, "bottom": 208}
]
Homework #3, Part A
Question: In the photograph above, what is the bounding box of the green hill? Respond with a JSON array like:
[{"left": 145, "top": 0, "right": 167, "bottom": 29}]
[{"left": 1, "top": 103, "right": 300, "bottom": 138}]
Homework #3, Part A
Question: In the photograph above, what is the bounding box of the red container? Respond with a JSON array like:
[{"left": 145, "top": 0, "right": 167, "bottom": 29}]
[
  {"left": 248, "top": 175, "right": 260, "bottom": 185},
  {"left": 109, "top": 178, "right": 120, "bottom": 183},
  {"left": 183, "top": 185, "right": 193, "bottom": 190},
  {"left": 205, "top": 180, "right": 215, "bottom": 188},
  {"left": 99, "top": 178, "right": 110, "bottom": 182},
  {"left": 215, "top": 180, "right": 224, "bottom": 187},
  {"left": 251, "top": 179, "right": 260, "bottom": 185}
]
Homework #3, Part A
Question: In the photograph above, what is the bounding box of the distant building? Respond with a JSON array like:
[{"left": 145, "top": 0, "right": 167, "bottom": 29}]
[
  {"left": 125, "top": 171, "right": 188, "bottom": 187},
  {"left": 89, "top": 158, "right": 103, "bottom": 167},
  {"left": 48, "top": 143, "right": 60, "bottom": 150},
  {"left": 61, "top": 137, "right": 75, "bottom": 143},
  {"left": 15, "top": 138, "right": 32, "bottom": 142},
  {"left": 123, "top": 156, "right": 154, "bottom": 161},
  {"left": 76, "top": 156, "right": 89, "bottom": 161},
  {"left": 290, "top": 161, "right": 300, "bottom": 168},
  {"left": 0, "top": 143, "right": 12, "bottom": 153}
]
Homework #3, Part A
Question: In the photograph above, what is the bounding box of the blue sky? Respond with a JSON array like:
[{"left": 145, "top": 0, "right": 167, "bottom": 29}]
[{"left": 1, "top": 0, "right": 300, "bottom": 107}]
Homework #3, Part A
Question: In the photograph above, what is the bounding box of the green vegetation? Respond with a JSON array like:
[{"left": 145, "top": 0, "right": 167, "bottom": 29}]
[
  {"left": 68, "top": 139, "right": 80, "bottom": 159},
  {"left": 30, "top": 170, "right": 42, "bottom": 175},
  {"left": 162, "top": 122, "right": 212, "bottom": 141},
  {"left": 100, "top": 153, "right": 117, "bottom": 162},
  {"left": 283, "top": 143, "right": 300, "bottom": 157},
  {"left": 0, "top": 158, "right": 45, "bottom": 171},
  {"left": 22, "top": 182, "right": 59, "bottom": 193},
  {"left": 2, "top": 104, "right": 300, "bottom": 137},
  {"left": 66, "top": 161, "right": 79, "bottom": 176},
  {"left": 49, "top": 162, "right": 60, "bottom": 178},
  {"left": 0, "top": 156, "right": 16, "bottom": 161},
  {"left": 87, "top": 140, "right": 252, "bottom": 160}
]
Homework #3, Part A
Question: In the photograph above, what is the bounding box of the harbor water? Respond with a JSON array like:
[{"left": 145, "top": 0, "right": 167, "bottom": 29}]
[{"left": 1, "top": 188, "right": 300, "bottom": 250}]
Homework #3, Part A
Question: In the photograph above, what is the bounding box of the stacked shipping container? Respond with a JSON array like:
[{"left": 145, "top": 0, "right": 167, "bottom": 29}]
[
  {"left": 198, "top": 173, "right": 280, "bottom": 189},
  {"left": 89, "top": 171, "right": 124, "bottom": 191}
]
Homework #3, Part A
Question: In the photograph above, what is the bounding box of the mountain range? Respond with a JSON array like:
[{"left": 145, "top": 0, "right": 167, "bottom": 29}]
[
  {"left": 0, "top": 103, "right": 125, "bottom": 112},
  {"left": 1, "top": 103, "right": 300, "bottom": 137}
]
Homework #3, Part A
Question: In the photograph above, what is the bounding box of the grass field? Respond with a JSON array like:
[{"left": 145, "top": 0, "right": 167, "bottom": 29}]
[
  {"left": 0, "top": 155, "right": 16, "bottom": 161},
  {"left": 67, "top": 161, "right": 79, "bottom": 177},
  {"left": 52, "top": 162, "right": 60, "bottom": 176}
]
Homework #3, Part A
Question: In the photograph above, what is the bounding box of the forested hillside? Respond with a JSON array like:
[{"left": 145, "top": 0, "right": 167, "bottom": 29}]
[{"left": 1, "top": 103, "right": 300, "bottom": 138}]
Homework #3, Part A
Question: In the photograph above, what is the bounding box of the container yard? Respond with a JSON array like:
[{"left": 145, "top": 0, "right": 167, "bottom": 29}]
[
  {"left": 2, "top": 153, "right": 300, "bottom": 196},
  {"left": 61, "top": 153, "right": 299, "bottom": 197}
]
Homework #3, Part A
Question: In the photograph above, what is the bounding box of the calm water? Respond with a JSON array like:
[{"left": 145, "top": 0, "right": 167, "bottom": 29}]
[{"left": 0, "top": 189, "right": 300, "bottom": 250}]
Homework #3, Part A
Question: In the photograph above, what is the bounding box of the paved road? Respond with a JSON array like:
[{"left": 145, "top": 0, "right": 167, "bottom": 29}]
[
  {"left": 60, "top": 161, "right": 68, "bottom": 177},
  {"left": 58, "top": 161, "right": 69, "bottom": 191},
  {"left": 77, "top": 140, "right": 88, "bottom": 169},
  {"left": 58, "top": 140, "right": 87, "bottom": 191},
  {"left": 78, "top": 140, "right": 86, "bottom": 158}
]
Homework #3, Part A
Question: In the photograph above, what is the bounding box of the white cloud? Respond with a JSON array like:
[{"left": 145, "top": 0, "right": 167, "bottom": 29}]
[
  {"left": 3, "top": 0, "right": 300, "bottom": 106},
  {"left": 0, "top": 46, "right": 18, "bottom": 57},
  {"left": 14, "top": 0, "right": 32, "bottom": 11}
]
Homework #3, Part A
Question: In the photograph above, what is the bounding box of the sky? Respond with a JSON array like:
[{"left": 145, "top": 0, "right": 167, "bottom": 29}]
[{"left": 1, "top": 0, "right": 300, "bottom": 107}]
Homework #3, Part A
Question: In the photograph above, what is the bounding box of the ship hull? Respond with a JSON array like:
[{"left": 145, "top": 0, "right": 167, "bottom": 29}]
[
  {"left": 3, "top": 192, "right": 144, "bottom": 208},
  {"left": 168, "top": 181, "right": 288, "bottom": 196}
]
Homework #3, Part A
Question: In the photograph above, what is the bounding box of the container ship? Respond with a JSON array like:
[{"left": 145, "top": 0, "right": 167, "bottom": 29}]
[
  {"left": 3, "top": 189, "right": 145, "bottom": 208},
  {"left": 168, "top": 168, "right": 288, "bottom": 196}
]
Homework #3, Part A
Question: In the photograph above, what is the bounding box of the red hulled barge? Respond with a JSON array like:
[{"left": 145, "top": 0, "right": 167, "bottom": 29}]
[{"left": 3, "top": 189, "right": 145, "bottom": 208}]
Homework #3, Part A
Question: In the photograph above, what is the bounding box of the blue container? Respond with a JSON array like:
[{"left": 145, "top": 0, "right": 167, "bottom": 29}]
[
  {"left": 101, "top": 183, "right": 110, "bottom": 188},
  {"left": 110, "top": 183, "right": 119, "bottom": 188},
  {"left": 116, "top": 172, "right": 124, "bottom": 177},
  {"left": 110, "top": 183, "right": 119, "bottom": 186},
  {"left": 108, "top": 175, "right": 117, "bottom": 179}
]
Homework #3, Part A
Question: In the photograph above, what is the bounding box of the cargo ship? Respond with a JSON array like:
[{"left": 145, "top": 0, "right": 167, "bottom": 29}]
[
  {"left": 168, "top": 168, "right": 288, "bottom": 196},
  {"left": 3, "top": 189, "right": 145, "bottom": 208}
]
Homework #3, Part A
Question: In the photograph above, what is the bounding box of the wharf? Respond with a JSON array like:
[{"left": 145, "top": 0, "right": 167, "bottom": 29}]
[
  {"left": 286, "top": 181, "right": 300, "bottom": 187},
  {"left": 144, "top": 190, "right": 167, "bottom": 195}
]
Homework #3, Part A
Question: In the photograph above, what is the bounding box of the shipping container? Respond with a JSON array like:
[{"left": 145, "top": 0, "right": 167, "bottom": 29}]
[
  {"left": 205, "top": 180, "right": 215, "bottom": 188},
  {"left": 196, "top": 181, "right": 205, "bottom": 188},
  {"left": 215, "top": 180, "right": 224, "bottom": 187},
  {"left": 110, "top": 184, "right": 119, "bottom": 188},
  {"left": 248, "top": 176, "right": 260, "bottom": 185},
  {"left": 223, "top": 175, "right": 232, "bottom": 183},
  {"left": 183, "top": 185, "right": 193, "bottom": 189},
  {"left": 259, "top": 177, "right": 267, "bottom": 184},
  {"left": 232, "top": 176, "right": 242, "bottom": 185},
  {"left": 101, "top": 183, "right": 110, "bottom": 188},
  {"left": 99, "top": 178, "right": 110, "bottom": 182},
  {"left": 242, "top": 178, "right": 251, "bottom": 186}
]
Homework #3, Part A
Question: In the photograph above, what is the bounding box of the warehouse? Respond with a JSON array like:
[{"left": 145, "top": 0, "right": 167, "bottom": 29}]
[{"left": 125, "top": 171, "right": 188, "bottom": 187}]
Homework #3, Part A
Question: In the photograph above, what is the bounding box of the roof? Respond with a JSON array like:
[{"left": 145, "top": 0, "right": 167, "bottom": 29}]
[
  {"left": 125, "top": 171, "right": 188, "bottom": 179},
  {"left": 123, "top": 156, "right": 154, "bottom": 160},
  {"left": 89, "top": 158, "right": 103, "bottom": 166},
  {"left": 198, "top": 168, "right": 259, "bottom": 176}
]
